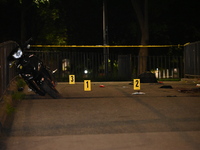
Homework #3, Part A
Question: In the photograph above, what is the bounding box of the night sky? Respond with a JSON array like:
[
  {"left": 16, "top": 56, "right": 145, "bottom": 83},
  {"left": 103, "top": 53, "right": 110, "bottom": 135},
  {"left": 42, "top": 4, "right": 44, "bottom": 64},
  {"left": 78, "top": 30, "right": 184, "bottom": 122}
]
[{"left": 0, "top": 0, "right": 200, "bottom": 45}]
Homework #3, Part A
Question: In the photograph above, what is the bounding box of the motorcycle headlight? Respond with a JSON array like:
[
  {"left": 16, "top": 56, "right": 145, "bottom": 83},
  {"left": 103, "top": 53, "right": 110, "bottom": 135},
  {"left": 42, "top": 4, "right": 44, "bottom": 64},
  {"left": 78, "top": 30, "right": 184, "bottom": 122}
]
[{"left": 12, "top": 48, "right": 23, "bottom": 59}]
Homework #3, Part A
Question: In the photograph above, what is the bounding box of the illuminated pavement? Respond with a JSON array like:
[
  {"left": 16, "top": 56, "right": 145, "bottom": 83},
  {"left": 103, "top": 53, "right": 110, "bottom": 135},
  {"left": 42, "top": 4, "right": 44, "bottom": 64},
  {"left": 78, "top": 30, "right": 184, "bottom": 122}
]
[{"left": 3, "top": 82, "right": 200, "bottom": 150}]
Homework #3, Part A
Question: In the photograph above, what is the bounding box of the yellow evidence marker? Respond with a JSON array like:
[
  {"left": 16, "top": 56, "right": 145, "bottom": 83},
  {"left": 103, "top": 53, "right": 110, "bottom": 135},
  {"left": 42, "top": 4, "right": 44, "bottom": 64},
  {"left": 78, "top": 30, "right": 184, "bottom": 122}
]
[
  {"left": 84, "top": 80, "right": 91, "bottom": 91},
  {"left": 69, "top": 75, "right": 75, "bottom": 84},
  {"left": 133, "top": 79, "right": 140, "bottom": 91}
]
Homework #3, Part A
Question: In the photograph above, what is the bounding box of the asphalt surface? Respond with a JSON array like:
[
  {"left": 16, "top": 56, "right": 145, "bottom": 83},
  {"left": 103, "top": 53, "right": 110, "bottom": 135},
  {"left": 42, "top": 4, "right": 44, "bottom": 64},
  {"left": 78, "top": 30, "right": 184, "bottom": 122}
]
[{"left": 1, "top": 81, "right": 200, "bottom": 150}]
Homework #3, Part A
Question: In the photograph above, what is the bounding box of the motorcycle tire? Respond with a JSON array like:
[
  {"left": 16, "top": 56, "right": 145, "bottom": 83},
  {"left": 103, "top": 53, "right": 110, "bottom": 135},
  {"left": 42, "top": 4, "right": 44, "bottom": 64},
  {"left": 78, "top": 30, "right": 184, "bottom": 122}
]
[
  {"left": 41, "top": 78, "right": 62, "bottom": 99},
  {"left": 25, "top": 79, "right": 46, "bottom": 96}
]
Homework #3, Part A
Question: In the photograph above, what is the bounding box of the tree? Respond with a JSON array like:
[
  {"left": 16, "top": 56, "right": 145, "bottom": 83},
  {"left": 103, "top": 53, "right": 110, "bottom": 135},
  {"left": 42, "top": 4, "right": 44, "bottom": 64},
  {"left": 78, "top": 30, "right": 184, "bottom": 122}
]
[
  {"left": 19, "top": 0, "right": 34, "bottom": 44},
  {"left": 131, "top": 0, "right": 149, "bottom": 74},
  {"left": 0, "top": 0, "right": 67, "bottom": 44},
  {"left": 34, "top": 0, "right": 68, "bottom": 44},
  {"left": 19, "top": 0, "right": 68, "bottom": 44}
]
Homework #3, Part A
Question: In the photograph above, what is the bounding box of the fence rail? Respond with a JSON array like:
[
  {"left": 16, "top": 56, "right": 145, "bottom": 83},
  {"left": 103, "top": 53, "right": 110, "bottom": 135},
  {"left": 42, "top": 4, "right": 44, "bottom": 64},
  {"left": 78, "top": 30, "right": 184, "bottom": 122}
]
[
  {"left": 0, "top": 41, "right": 18, "bottom": 100},
  {"left": 26, "top": 50, "right": 184, "bottom": 82}
]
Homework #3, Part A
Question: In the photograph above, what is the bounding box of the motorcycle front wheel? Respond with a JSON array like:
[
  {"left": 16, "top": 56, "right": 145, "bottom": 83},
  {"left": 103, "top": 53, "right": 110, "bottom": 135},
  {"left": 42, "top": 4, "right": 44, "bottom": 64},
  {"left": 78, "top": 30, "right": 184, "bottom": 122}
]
[{"left": 41, "top": 78, "right": 62, "bottom": 99}]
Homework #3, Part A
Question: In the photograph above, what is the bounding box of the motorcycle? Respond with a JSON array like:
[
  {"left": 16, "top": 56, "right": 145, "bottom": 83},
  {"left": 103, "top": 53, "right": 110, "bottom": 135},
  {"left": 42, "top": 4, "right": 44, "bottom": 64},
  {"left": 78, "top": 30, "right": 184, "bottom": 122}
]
[{"left": 7, "top": 38, "right": 62, "bottom": 99}]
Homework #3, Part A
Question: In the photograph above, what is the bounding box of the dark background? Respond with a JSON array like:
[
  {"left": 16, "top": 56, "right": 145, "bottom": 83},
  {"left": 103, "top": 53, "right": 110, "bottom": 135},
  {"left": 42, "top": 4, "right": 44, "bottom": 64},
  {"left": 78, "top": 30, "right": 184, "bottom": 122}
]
[{"left": 0, "top": 0, "right": 200, "bottom": 48}]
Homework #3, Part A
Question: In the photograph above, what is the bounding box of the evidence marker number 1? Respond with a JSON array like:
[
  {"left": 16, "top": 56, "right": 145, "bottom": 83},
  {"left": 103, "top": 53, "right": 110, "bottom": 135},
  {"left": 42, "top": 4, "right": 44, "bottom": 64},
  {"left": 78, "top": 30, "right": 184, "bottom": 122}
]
[{"left": 84, "top": 80, "right": 91, "bottom": 91}]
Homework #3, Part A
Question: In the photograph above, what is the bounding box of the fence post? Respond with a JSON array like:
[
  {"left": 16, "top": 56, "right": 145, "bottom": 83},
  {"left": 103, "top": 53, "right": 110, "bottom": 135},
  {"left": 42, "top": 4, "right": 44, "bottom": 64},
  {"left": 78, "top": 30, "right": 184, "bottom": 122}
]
[{"left": 0, "top": 41, "right": 18, "bottom": 100}]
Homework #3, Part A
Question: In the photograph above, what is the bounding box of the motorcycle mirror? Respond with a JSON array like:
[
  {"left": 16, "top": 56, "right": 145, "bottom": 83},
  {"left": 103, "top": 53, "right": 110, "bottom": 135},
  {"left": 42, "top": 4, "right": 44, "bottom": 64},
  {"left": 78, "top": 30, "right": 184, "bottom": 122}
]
[{"left": 27, "top": 44, "right": 31, "bottom": 49}]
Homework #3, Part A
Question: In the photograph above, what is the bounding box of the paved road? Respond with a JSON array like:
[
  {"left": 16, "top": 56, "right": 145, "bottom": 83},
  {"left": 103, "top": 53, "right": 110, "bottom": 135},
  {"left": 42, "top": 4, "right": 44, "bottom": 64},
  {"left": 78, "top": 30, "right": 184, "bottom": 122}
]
[{"left": 1, "top": 82, "right": 200, "bottom": 150}]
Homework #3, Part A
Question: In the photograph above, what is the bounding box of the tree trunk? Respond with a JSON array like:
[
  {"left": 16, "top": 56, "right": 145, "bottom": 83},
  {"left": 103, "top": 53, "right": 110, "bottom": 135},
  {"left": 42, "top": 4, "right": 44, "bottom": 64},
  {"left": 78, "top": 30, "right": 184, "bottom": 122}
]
[
  {"left": 21, "top": 9, "right": 26, "bottom": 45},
  {"left": 20, "top": 0, "right": 33, "bottom": 44},
  {"left": 131, "top": 0, "right": 149, "bottom": 75}
]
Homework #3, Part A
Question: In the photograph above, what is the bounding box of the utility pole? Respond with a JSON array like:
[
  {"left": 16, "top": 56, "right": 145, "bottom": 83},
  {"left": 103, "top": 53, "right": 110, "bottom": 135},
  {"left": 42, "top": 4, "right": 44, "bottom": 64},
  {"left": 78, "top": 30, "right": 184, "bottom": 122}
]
[{"left": 103, "top": 0, "right": 109, "bottom": 77}]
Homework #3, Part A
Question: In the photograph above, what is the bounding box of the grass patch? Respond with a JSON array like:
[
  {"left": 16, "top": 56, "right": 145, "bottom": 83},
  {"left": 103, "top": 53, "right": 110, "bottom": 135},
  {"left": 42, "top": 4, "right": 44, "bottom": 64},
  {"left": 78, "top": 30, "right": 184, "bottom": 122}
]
[
  {"left": 16, "top": 77, "right": 26, "bottom": 89},
  {"left": 6, "top": 104, "right": 15, "bottom": 115},
  {"left": 11, "top": 91, "right": 25, "bottom": 101}
]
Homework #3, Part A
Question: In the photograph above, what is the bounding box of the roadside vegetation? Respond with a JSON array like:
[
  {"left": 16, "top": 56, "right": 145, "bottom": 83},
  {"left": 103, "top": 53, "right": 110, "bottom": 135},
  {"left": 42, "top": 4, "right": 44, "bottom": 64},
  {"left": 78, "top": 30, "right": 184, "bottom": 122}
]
[{"left": 0, "top": 77, "right": 26, "bottom": 135}]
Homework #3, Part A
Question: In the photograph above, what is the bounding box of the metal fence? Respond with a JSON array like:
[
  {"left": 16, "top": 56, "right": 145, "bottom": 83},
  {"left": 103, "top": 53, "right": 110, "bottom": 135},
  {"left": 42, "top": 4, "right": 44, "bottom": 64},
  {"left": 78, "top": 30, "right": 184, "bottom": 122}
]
[
  {"left": 184, "top": 41, "right": 200, "bottom": 77},
  {"left": 0, "top": 41, "right": 18, "bottom": 100},
  {"left": 0, "top": 41, "right": 185, "bottom": 99},
  {"left": 27, "top": 49, "right": 184, "bottom": 82}
]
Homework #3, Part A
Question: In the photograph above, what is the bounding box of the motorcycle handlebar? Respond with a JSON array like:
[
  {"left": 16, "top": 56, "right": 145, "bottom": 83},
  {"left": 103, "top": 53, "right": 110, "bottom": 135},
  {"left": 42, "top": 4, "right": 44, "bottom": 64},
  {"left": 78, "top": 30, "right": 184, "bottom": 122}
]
[{"left": 22, "top": 38, "right": 33, "bottom": 49}]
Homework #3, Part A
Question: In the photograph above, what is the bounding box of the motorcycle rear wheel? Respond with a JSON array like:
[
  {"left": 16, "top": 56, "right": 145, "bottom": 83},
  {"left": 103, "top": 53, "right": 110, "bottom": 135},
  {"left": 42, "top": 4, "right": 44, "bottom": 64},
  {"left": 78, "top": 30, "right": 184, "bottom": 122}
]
[{"left": 41, "top": 79, "right": 62, "bottom": 99}]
